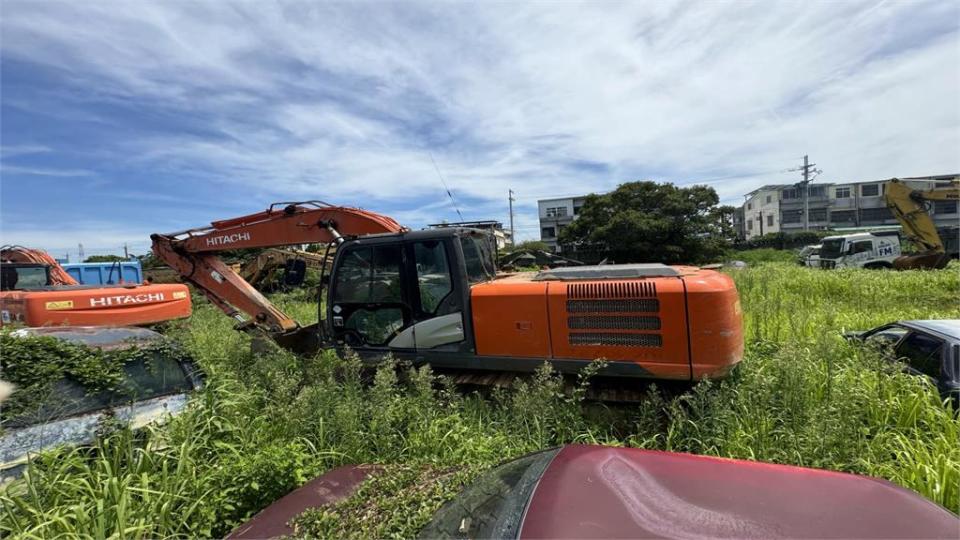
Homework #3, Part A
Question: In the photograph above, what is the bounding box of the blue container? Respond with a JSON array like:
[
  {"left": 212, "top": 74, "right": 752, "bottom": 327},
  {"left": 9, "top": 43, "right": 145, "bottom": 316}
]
[{"left": 61, "top": 261, "right": 143, "bottom": 285}]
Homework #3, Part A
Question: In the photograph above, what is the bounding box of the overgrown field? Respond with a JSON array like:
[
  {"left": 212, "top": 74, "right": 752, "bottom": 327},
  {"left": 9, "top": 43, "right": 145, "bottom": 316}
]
[{"left": 3, "top": 262, "right": 959, "bottom": 537}]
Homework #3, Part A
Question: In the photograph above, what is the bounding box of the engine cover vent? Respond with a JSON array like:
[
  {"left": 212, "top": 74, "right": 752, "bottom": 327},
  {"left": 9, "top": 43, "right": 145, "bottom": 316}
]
[
  {"left": 566, "top": 299, "right": 660, "bottom": 313},
  {"left": 569, "top": 332, "right": 663, "bottom": 347},
  {"left": 568, "top": 315, "right": 661, "bottom": 330},
  {"left": 567, "top": 281, "right": 657, "bottom": 299}
]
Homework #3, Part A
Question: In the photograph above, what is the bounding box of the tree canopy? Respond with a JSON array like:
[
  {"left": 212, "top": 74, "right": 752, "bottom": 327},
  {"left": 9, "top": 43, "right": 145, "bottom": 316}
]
[
  {"left": 83, "top": 255, "right": 128, "bottom": 263},
  {"left": 558, "top": 181, "right": 731, "bottom": 264}
]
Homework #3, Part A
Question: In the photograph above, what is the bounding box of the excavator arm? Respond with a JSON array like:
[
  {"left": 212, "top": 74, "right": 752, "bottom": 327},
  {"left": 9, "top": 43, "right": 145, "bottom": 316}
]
[
  {"left": 151, "top": 201, "right": 404, "bottom": 338},
  {"left": 884, "top": 178, "right": 959, "bottom": 269}
]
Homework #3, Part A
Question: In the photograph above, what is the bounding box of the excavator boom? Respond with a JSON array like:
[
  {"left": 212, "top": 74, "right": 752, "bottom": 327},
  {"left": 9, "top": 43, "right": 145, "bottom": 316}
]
[
  {"left": 885, "top": 178, "right": 959, "bottom": 270},
  {"left": 151, "top": 201, "right": 404, "bottom": 337}
]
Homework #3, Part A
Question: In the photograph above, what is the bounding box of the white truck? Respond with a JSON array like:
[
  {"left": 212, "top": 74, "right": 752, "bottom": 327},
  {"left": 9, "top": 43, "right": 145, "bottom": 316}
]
[
  {"left": 797, "top": 244, "right": 822, "bottom": 267},
  {"left": 817, "top": 232, "right": 901, "bottom": 269}
]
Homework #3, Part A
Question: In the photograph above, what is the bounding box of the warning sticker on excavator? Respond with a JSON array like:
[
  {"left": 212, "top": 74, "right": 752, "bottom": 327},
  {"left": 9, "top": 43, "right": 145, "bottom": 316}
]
[
  {"left": 173, "top": 291, "right": 188, "bottom": 299},
  {"left": 45, "top": 300, "right": 74, "bottom": 310}
]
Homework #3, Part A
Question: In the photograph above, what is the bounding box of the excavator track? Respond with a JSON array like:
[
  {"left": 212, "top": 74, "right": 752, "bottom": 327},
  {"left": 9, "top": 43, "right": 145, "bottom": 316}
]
[{"left": 439, "top": 369, "right": 683, "bottom": 404}]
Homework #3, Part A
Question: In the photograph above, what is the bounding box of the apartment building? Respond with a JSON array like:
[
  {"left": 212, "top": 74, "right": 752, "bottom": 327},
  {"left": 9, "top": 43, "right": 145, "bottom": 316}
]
[
  {"left": 736, "top": 174, "right": 958, "bottom": 239},
  {"left": 742, "top": 185, "right": 786, "bottom": 240},
  {"left": 538, "top": 195, "right": 589, "bottom": 252}
]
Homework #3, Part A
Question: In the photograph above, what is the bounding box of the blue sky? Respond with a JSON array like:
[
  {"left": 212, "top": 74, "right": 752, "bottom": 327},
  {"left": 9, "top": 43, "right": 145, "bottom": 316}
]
[{"left": 1, "top": 1, "right": 958, "bottom": 258}]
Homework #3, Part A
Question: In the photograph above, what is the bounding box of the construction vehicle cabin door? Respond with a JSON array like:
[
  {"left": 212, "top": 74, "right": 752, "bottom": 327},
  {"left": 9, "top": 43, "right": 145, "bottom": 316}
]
[
  {"left": 389, "top": 239, "right": 465, "bottom": 350},
  {"left": 329, "top": 243, "right": 412, "bottom": 350}
]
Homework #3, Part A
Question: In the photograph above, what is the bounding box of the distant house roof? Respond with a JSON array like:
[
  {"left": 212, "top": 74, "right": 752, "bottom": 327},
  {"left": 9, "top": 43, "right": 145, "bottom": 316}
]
[
  {"left": 429, "top": 220, "right": 505, "bottom": 230},
  {"left": 744, "top": 184, "right": 789, "bottom": 198}
]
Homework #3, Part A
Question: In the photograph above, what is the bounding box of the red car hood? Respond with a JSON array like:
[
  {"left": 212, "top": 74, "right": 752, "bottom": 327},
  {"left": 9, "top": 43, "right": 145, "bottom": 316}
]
[{"left": 520, "top": 445, "right": 958, "bottom": 538}]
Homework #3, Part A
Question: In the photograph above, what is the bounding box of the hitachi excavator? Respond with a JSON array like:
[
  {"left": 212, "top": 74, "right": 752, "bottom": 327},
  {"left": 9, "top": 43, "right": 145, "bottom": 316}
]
[
  {"left": 885, "top": 178, "right": 960, "bottom": 270},
  {"left": 151, "top": 201, "right": 743, "bottom": 382}
]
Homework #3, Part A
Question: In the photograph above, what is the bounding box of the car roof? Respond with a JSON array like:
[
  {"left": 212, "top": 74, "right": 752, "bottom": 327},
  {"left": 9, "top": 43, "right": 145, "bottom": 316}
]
[
  {"left": 519, "top": 445, "right": 957, "bottom": 538},
  {"left": 10, "top": 326, "right": 165, "bottom": 350},
  {"left": 898, "top": 320, "right": 960, "bottom": 340}
]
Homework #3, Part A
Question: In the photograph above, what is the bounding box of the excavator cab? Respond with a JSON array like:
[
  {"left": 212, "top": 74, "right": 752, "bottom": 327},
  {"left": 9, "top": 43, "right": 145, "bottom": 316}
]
[
  {"left": 0, "top": 263, "right": 52, "bottom": 291},
  {"left": 325, "top": 228, "right": 493, "bottom": 356}
]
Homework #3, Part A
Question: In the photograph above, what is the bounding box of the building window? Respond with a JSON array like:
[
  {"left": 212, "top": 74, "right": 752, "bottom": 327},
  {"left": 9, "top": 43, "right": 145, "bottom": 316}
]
[
  {"left": 573, "top": 205, "right": 582, "bottom": 215},
  {"left": 809, "top": 185, "right": 826, "bottom": 198},
  {"left": 747, "top": 202, "right": 753, "bottom": 210},
  {"left": 545, "top": 207, "right": 567, "bottom": 218},
  {"left": 782, "top": 210, "right": 802, "bottom": 224},
  {"left": 541, "top": 227, "right": 556, "bottom": 238},
  {"left": 766, "top": 214, "right": 774, "bottom": 227},
  {"left": 809, "top": 208, "right": 827, "bottom": 222},
  {"left": 747, "top": 220, "right": 753, "bottom": 231},
  {"left": 782, "top": 188, "right": 798, "bottom": 200},
  {"left": 765, "top": 195, "right": 772, "bottom": 204},
  {"left": 859, "top": 207, "right": 892, "bottom": 222},
  {"left": 831, "top": 210, "right": 856, "bottom": 223},
  {"left": 861, "top": 184, "right": 880, "bottom": 197},
  {"left": 835, "top": 187, "right": 851, "bottom": 199},
  {"left": 934, "top": 201, "right": 958, "bottom": 215}
]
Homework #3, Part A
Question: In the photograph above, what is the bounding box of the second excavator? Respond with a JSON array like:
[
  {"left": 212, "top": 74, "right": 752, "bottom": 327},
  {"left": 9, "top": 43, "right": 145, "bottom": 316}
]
[
  {"left": 152, "top": 201, "right": 743, "bottom": 382},
  {"left": 885, "top": 178, "right": 959, "bottom": 270}
]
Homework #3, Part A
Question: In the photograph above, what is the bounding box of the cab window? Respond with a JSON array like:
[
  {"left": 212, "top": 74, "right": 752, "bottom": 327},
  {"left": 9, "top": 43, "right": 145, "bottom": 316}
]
[
  {"left": 851, "top": 241, "right": 872, "bottom": 255},
  {"left": 414, "top": 240, "right": 453, "bottom": 314},
  {"left": 460, "top": 236, "right": 495, "bottom": 284},
  {"left": 333, "top": 246, "right": 403, "bottom": 303}
]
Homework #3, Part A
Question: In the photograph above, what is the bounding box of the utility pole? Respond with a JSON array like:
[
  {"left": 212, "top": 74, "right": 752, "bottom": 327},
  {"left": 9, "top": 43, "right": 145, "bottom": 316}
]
[
  {"left": 758, "top": 210, "right": 764, "bottom": 236},
  {"left": 123, "top": 243, "right": 129, "bottom": 259},
  {"left": 795, "top": 155, "right": 821, "bottom": 232},
  {"left": 508, "top": 189, "right": 515, "bottom": 246},
  {"left": 78, "top": 243, "right": 85, "bottom": 261}
]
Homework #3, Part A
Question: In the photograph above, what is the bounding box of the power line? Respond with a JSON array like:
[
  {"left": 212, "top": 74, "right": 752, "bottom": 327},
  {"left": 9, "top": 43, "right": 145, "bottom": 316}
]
[{"left": 428, "top": 152, "right": 464, "bottom": 222}]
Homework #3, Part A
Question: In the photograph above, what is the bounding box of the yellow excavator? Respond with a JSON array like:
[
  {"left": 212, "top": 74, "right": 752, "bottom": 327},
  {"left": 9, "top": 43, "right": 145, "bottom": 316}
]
[
  {"left": 240, "top": 247, "right": 333, "bottom": 290},
  {"left": 885, "top": 177, "right": 960, "bottom": 270}
]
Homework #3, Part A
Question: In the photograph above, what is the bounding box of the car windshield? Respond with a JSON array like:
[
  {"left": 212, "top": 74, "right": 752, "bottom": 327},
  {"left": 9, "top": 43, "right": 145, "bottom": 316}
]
[
  {"left": 418, "top": 448, "right": 559, "bottom": 539},
  {"left": 5, "top": 352, "right": 195, "bottom": 429},
  {"left": 820, "top": 238, "right": 844, "bottom": 259},
  {"left": 865, "top": 326, "right": 908, "bottom": 350}
]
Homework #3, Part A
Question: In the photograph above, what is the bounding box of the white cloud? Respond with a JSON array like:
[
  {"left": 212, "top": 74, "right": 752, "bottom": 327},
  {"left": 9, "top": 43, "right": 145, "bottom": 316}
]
[
  {"left": 1, "top": 0, "right": 958, "bottom": 241},
  {"left": 0, "top": 164, "right": 94, "bottom": 177}
]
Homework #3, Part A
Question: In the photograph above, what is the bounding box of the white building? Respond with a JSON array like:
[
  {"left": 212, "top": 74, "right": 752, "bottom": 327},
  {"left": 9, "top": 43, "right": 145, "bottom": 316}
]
[
  {"left": 742, "top": 185, "right": 785, "bottom": 240},
  {"left": 538, "top": 195, "right": 588, "bottom": 252}
]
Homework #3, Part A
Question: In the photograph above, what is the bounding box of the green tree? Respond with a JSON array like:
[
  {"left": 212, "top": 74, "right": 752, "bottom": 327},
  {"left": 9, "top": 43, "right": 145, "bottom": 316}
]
[
  {"left": 503, "top": 240, "right": 550, "bottom": 254},
  {"left": 84, "top": 255, "right": 127, "bottom": 263},
  {"left": 558, "top": 181, "right": 730, "bottom": 264}
]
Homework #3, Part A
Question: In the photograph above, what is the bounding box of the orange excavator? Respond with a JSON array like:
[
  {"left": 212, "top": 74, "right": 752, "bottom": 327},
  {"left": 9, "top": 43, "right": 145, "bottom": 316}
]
[
  {"left": 152, "top": 201, "right": 743, "bottom": 381},
  {"left": 1, "top": 246, "right": 192, "bottom": 327}
]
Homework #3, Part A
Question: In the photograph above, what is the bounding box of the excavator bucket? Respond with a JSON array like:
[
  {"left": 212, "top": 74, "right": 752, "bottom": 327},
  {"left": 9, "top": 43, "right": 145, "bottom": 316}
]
[{"left": 893, "top": 252, "right": 951, "bottom": 270}]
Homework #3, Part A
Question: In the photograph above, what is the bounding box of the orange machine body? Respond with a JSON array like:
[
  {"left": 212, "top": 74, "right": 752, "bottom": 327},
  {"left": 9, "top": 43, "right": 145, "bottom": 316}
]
[
  {"left": 0, "top": 283, "right": 192, "bottom": 328},
  {"left": 470, "top": 267, "right": 742, "bottom": 380}
]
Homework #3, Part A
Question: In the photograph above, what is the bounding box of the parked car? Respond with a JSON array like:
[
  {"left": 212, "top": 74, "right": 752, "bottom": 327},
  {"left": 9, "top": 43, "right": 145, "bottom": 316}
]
[
  {"left": 846, "top": 319, "right": 959, "bottom": 403},
  {"left": 228, "top": 444, "right": 958, "bottom": 539},
  {"left": 0, "top": 326, "right": 203, "bottom": 481}
]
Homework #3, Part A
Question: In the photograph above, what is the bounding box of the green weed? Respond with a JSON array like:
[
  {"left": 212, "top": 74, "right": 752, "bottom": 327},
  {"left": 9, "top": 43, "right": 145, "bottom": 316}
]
[{"left": 2, "top": 261, "right": 958, "bottom": 537}]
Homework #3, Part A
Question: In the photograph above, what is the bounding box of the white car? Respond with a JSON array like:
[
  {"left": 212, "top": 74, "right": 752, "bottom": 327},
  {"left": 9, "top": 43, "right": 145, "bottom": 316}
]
[{"left": 1, "top": 327, "right": 203, "bottom": 481}]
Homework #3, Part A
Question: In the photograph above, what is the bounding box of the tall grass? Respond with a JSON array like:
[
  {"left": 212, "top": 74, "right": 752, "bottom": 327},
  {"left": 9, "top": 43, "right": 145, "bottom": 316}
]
[{"left": 2, "top": 261, "right": 958, "bottom": 537}]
